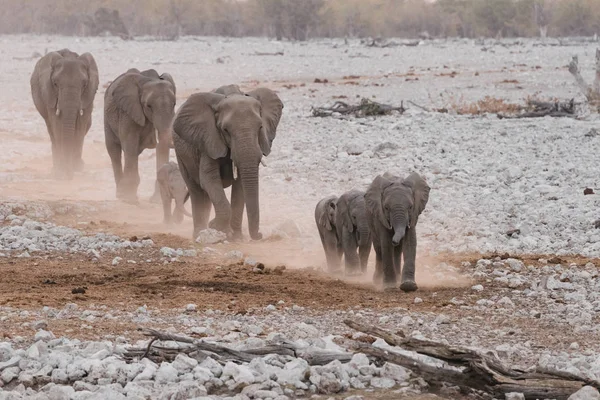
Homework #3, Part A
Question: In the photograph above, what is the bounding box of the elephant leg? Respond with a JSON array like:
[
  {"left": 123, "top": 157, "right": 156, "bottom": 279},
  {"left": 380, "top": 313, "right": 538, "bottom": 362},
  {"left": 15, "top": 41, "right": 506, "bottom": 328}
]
[
  {"left": 393, "top": 239, "right": 403, "bottom": 276},
  {"left": 105, "top": 133, "right": 124, "bottom": 199},
  {"left": 73, "top": 132, "right": 85, "bottom": 173},
  {"left": 150, "top": 132, "right": 170, "bottom": 204},
  {"left": 199, "top": 157, "right": 231, "bottom": 235},
  {"left": 359, "top": 240, "right": 371, "bottom": 274},
  {"left": 189, "top": 186, "right": 211, "bottom": 239},
  {"left": 230, "top": 177, "right": 244, "bottom": 241},
  {"left": 400, "top": 227, "right": 418, "bottom": 292},
  {"left": 372, "top": 240, "right": 383, "bottom": 285},
  {"left": 320, "top": 231, "right": 341, "bottom": 273},
  {"left": 173, "top": 191, "right": 186, "bottom": 225},
  {"left": 159, "top": 185, "right": 173, "bottom": 225},
  {"left": 121, "top": 138, "right": 141, "bottom": 203},
  {"left": 342, "top": 230, "right": 360, "bottom": 275}
]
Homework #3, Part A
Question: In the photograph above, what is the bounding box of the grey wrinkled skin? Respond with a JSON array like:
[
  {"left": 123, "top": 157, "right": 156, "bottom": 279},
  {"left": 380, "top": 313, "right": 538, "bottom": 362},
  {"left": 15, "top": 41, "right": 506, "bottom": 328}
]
[
  {"left": 315, "top": 196, "right": 342, "bottom": 272},
  {"left": 365, "top": 172, "right": 430, "bottom": 292},
  {"left": 173, "top": 84, "right": 283, "bottom": 241},
  {"left": 157, "top": 161, "right": 192, "bottom": 225},
  {"left": 104, "top": 68, "right": 176, "bottom": 204},
  {"left": 30, "top": 49, "right": 99, "bottom": 180},
  {"left": 336, "top": 190, "right": 372, "bottom": 275}
]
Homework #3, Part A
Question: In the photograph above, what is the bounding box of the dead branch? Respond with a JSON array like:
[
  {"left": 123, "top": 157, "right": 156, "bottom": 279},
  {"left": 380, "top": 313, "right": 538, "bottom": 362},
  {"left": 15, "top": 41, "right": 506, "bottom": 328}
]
[
  {"left": 344, "top": 319, "right": 598, "bottom": 400},
  {"left": 124, "top": 328, "right": 352, "bottom": 366},
  {"left": 252, "top": 51, "right": 284, "bottom": 56},
  {"left": 497, "top": 98, "right": 577, "bottom": 119},
  {"left": 311, "top": 98, "right": 405, "bottom": 118},
  {"left": 568, "top": 50, "right": 600, "bottom": 111}
]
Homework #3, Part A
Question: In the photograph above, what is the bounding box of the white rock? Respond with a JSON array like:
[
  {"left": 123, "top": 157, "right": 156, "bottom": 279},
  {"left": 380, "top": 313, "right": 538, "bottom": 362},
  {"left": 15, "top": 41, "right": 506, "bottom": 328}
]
[
  {"left": 497, "top": 297, "right": 515, "bottom": 308},
  {"left": 296, "top": 322, "right": 319, "bottom": 338},
  {"left": 155, "top": 362, "right": 179, "bottom": 383},
  {"left": 471, "top": 284, "right": 484, "bottom": 292},
  {"left": 414, "top": 297, "right": 423, "bottom": 304},
  {"left": 195, "top": 229, "right": 227, "bottom": 245},
  {"left": 33, "top": 330, "right": 55, "bottom": 342},
  {"left": 172, "top": 354, "right": 198, "bottom": 373},
  {"left": 222, "top": 361, "right": 255, "bottom": 385},
  {"left": 185, "top": 304, "right": 197, "bottom": 312},
  {"left": 505, "top": 393, "right": 525, "bottom": 400},
  {"left": 370, "top": 377, "right": 396, "bottom": 389},
  {"left": 568, "top": 386, "right": 600, "bottom": 400}
]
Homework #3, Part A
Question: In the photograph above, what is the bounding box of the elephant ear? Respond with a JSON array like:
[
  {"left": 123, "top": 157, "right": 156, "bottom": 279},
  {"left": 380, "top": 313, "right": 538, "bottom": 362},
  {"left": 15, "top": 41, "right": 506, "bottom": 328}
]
[
  {"left": 213, "top": 84, "right": 242, "bottom": 96},
  {"left": 403, "top": 172, "right": 430, "bottom": 226},
  {"left": 112, "top": 72, "right": 147, "bottom": 127},
  {"left": 173, "top": 92, "right": 227, "bottom": 159},
  {"left": 247, "top": 88, "right": 283, "bottom": 156},
  {"left": 365, "top": 175, "right": 393, "bottom": 230},
  {"left": 32, "top": 51, "right": 63, "bottom": 111},
  {"left": 159, "top": 73, "right": 176, "bottom": 97},
  {"left": 336, "top": 193, "right": 354, "bottom": 234},
  {"left": 79, "top": 53, "right": 99, "bottom": 109}
]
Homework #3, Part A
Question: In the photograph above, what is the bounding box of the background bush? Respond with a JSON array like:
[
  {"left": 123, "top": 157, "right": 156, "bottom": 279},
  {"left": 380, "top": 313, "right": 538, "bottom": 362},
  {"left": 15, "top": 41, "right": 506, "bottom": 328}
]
[{"left": 1, "top": 0, "right": 599, "bottom": 39}]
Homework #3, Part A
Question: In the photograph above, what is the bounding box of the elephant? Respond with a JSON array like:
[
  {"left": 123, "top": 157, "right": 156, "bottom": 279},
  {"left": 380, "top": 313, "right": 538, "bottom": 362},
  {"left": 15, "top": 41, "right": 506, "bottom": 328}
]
[
  {"left": 365, "top": 172, "right": 430, "bottom": 292},
  {"left": 336, "top": 190, "right": 372, "bottom": 275},
  {"left": 30, "top": 48, "right": 99, "bottom": 179},
  {"left": 315, "top": 196, "right": 342, "bottom": 272},
  {"left": 157, "top": 161, "right": 192, "bottom": 225},
  {"left": 172, "top": 85, "right": 283, "bottom": 240},
  {"left": 104, "top": 68, "right": 176, "bottom": 203}
]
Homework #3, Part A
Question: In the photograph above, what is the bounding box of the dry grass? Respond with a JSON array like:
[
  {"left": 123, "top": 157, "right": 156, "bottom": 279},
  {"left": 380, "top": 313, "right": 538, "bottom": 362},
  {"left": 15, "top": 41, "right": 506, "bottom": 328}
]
[{"left": 439, "top": 94, "right": 523, "bottom": 115}]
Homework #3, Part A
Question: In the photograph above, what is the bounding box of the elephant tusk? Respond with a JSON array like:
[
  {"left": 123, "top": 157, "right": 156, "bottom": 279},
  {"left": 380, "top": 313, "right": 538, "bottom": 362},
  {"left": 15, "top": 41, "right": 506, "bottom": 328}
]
[
  {"left": 232, "top": 161, "right": 238, "bottom": 180},
  {"left": 79, "top": 109, "right": 84, "bottom": 116},
  {"left": 55, "top": 108, "right": 60, "bottom": 117},
  {"left": 260, "top": 159, "right": 267, "bottom": 167}
]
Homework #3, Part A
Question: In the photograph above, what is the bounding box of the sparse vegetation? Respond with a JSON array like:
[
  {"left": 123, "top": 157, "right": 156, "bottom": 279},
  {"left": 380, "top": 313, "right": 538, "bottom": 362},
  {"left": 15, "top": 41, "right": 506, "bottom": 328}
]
[{"left": 2, "top": 0, "right": 600, "bottom": 39}]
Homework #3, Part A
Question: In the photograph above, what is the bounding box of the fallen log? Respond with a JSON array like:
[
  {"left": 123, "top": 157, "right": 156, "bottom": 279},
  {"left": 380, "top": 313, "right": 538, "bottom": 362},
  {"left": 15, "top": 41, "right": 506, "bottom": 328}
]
[
  {"left": 124, "top": 328, "right": 352, "bottom": 366},
  {"left": 497, "top": 98, "right": 577, "bottom": 119},
  {"left": 312, "top": 98, "right": 405, "bottom": 118},
  {"left": 344, "top": 319, "right": 599, "bottom": 400}
]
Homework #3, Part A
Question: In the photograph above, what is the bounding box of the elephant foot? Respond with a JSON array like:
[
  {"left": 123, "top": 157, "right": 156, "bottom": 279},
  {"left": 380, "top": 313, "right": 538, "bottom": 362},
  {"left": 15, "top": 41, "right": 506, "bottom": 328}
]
[
  {"left": 230, "top": 230, "right": 244, "bottom": 242},
  {"left": 400, "top": 280, "right": 418, "bottom": 292},
  {"left": 149, "top": 191, "right": 161, "bottom": 204},
  {"left": 249, "top": 231, "right": 263, "bottom": 241},
  {"left": 74, "top": 159, "right": 85, "bottom": 172}
]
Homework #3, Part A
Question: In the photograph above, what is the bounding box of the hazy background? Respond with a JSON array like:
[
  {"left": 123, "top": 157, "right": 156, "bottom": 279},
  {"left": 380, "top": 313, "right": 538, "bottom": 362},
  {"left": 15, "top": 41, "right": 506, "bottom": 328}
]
[{"left": 1, "top": 0, "right": 599, "bottom": 40}]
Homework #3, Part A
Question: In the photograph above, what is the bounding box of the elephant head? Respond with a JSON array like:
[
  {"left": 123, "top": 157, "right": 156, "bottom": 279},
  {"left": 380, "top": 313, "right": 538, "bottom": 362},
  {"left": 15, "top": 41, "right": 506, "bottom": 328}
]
[
  {"left": 173, "top": 88, "right": 283, "bottom": 239},
  {"left": 111, "top": 69, "right": 176, "bottom": 145},
  {"left": 317, "top": 196, "right": 337, "bottom": 232},
  {"left": 366, "top": 172, "right": 430, "bottom": 246},
  {"left": 336, "top": 190, "right": 370, "bottom": 248},
  {"left": 32, "top": 49, "right": 99, "bottom": 178}
]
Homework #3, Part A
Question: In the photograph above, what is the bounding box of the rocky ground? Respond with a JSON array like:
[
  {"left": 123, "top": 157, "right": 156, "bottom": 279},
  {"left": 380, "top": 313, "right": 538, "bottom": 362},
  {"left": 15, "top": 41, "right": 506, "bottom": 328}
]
[{"left": 1, "top": 35, "right": 600, "bottom": 399}]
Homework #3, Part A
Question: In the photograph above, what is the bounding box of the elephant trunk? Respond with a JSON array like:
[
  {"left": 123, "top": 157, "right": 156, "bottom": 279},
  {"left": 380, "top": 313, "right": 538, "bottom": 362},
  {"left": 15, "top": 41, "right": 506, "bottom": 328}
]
[
  {"left": 357, "top": 216, "right": 370, "bottom": 248},
  {"left": 390, "top": 209, "right": 408, "bottom": 247},
  {"left": 57, "top": 86, "right": 81, "bottom": 180},
  {"left": 155, "top": 113, "right": 175, "bottom": 170},
  {"left": 240, "top": 162, "right": 261, "bottom": 240}
]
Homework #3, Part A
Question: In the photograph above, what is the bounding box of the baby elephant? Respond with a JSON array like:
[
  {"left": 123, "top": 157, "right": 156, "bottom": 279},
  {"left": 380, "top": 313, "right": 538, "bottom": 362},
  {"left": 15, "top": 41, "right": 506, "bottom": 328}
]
[
  {"left": 365, "top": 172, "right": 430, "bottom": 292},
  {"left": 315, "top": 196, "right": 343, "bottom": 272},
  {"left": 157, "top": 162, "right": 192, "bottom": 225},
  {"left": 336, "top": 190, "right": 372, "bottom": 275}
]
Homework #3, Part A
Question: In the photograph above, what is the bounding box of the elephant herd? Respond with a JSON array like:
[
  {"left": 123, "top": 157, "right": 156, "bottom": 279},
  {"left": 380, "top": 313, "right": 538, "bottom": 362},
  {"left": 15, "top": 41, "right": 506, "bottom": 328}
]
[
  {"left": 29, "top": 48, "right": 283, "bottom": 242},
  {"left": 29, "top": 47, "right": 431, "bottom": 292},
  {"left": 315, "top": 172, "right": 430, "bottom": 292}
]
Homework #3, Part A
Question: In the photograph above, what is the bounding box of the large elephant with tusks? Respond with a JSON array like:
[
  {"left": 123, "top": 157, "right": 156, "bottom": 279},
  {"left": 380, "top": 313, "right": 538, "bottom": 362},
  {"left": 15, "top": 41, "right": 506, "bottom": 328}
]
[
  {"left": 30, "top": 49, "right": 99, "bottom": 179},
  {"left": 172, "top": 85, "right": 283, "bottom": 240}
]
